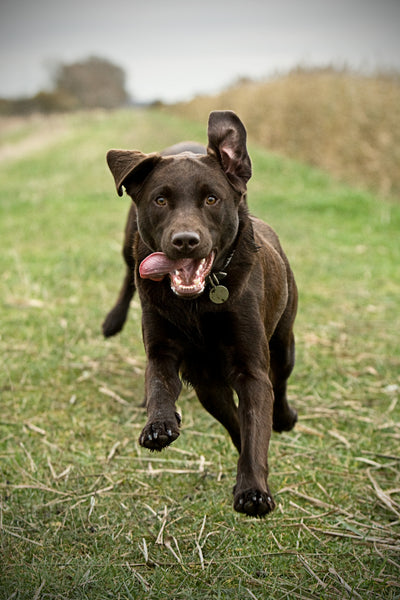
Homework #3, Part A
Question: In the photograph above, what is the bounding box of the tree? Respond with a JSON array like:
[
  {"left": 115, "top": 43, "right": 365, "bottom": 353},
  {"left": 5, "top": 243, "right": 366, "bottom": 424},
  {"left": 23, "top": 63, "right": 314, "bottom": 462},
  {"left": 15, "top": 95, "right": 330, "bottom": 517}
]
[{"left": 54, "top": 56, "right": 129, "bottom": 109}]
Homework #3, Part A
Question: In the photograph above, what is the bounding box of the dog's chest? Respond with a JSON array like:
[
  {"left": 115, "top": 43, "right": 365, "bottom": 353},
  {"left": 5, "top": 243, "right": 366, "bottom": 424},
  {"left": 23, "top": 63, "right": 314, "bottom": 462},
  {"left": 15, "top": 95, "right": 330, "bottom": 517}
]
[
  {"left": 164, "top": 302, "right": 234, "bottom": 346},
  {"left": 179, "top": 313, "right": 236, "bottom": 384}
]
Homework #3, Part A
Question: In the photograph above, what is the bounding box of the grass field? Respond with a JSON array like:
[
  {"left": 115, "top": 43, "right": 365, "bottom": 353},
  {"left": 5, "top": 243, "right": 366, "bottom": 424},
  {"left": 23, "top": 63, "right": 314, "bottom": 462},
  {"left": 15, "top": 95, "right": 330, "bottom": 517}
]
[{"left": 1, "top": 108, "right": 400, "bottom": 599}]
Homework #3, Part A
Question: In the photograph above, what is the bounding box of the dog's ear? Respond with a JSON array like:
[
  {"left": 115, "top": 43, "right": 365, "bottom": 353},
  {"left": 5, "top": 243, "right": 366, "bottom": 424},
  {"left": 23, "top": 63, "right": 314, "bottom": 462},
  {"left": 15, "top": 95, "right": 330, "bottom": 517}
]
[
  {"left": 207, "top": 111, "right": 252, "bottom": 192},
  {"left": 106, "top": 149, "right": 161, "bottom": 197}
]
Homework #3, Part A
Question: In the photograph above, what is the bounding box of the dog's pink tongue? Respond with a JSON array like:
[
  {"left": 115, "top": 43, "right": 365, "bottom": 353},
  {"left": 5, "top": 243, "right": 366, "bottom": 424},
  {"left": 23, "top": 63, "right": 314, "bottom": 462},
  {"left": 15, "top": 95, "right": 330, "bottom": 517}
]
[{"left": 139, "top": 252, "right": 187, "bottom": 282}]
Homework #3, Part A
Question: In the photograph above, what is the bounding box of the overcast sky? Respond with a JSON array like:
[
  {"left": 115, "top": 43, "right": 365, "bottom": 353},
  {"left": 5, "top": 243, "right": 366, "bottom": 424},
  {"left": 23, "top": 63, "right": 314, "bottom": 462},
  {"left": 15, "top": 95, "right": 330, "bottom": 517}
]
[{"left": 1, "top": 0, "right": 400, "bottom": 103}]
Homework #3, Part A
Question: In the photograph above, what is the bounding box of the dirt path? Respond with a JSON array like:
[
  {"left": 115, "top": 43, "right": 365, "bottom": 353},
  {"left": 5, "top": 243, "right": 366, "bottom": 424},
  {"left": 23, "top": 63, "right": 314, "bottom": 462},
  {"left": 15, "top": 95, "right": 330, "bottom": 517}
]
[{"left": 0, "top": 114, "right": 70, "bottom": 162}]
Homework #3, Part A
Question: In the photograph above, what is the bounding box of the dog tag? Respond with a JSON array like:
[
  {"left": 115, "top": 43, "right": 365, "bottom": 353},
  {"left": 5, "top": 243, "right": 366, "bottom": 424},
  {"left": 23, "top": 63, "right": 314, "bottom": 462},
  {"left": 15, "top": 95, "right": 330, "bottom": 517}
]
[{"left": 209, "top": 284, "right": 229, "bottom": 304}]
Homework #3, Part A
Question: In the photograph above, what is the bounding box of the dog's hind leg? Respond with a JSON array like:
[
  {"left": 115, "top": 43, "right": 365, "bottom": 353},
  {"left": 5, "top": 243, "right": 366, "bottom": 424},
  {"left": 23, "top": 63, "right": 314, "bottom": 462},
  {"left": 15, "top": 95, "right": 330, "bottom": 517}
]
[
  {"left": 102, "top": 204, "right": 137, "bottom": 337},
  {"left": 269, "top": 325, "right": 298, "bottom": 433},
  {"left": 102, "top": 265, "right": 135, "bottom": 337},
  {"left": 195, "top": 384, "right": 241, "bottom": 452}
]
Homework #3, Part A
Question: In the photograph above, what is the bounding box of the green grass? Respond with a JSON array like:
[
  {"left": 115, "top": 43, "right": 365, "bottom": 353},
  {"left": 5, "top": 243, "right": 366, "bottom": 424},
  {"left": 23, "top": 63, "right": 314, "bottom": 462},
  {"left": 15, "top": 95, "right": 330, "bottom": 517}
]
[{"left": 1, "top": 109, "right": 399, "bottom": 599}]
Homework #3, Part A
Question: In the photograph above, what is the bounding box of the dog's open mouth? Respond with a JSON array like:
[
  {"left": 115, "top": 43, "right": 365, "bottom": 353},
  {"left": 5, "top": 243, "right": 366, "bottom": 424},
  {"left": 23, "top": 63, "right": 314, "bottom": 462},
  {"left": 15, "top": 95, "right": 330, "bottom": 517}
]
[{"left": 139, "top": 251, "right": 215, "bottom": 297}]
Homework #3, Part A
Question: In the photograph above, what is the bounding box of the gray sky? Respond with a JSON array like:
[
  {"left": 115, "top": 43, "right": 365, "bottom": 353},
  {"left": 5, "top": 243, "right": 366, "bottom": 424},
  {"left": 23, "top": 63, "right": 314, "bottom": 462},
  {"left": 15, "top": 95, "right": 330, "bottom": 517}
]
[{"left": 1, "top": 0, "right": 400, "bottom": 103}]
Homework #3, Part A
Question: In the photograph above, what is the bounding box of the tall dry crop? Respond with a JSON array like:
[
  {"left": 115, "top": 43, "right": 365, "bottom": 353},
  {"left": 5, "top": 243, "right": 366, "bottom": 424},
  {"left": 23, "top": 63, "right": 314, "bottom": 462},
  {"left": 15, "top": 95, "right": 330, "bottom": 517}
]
[{"left": 171, "top": 68, "right": 400, "bottom": 198}]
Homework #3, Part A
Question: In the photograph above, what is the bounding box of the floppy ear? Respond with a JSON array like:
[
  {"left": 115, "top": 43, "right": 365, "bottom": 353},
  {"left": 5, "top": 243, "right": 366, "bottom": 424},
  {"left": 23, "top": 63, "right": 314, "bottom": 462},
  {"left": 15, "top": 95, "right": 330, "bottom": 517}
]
[
  {"left": 106, "top": 149, "right": 161, "bottom": 197},
  {"left": 207, "top": 110, "right": 252, "bottom": 192}
]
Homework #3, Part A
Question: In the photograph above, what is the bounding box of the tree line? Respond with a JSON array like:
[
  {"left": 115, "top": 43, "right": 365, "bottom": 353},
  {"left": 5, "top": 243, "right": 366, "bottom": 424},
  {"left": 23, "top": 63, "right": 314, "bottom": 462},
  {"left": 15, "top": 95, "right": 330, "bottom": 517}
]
[{"left": 0, "top": 56, "right": 130, "bottom": 115}]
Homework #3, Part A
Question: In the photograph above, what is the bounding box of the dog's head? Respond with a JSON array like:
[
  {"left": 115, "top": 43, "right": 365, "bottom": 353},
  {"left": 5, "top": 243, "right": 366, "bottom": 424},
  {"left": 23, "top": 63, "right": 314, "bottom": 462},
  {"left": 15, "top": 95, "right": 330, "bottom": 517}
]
[{"left": 107, "top": 111, "right": 252, "bottom": 298}]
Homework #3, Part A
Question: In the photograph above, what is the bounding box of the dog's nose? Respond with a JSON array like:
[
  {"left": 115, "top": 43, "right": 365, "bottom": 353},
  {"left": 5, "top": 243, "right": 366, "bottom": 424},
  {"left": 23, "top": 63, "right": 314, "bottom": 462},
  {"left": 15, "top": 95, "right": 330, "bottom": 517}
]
[{"left": 171, "top": 231, "right": 200, "bottom": 253}]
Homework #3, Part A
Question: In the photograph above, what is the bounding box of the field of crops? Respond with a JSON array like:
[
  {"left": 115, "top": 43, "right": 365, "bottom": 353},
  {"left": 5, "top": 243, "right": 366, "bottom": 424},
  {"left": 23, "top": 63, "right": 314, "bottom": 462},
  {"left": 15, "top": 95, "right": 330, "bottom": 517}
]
[{"left": 171, "top": 68, "right": 400, "bottom": 199}]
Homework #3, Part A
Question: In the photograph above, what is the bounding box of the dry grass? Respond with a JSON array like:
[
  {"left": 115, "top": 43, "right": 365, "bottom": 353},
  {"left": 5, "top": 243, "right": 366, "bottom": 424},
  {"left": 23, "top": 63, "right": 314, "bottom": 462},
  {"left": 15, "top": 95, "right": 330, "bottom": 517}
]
[{"left": 171, "top": 67, "right": 400, "bottom": 198}]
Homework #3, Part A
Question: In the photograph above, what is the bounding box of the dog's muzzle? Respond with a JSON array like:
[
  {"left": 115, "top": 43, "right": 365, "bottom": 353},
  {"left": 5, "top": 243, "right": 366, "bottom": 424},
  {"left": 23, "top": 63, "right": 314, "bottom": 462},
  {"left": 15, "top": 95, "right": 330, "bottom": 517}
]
[{"left": 139, "top": 251, "right": 215, "bottom": 297}]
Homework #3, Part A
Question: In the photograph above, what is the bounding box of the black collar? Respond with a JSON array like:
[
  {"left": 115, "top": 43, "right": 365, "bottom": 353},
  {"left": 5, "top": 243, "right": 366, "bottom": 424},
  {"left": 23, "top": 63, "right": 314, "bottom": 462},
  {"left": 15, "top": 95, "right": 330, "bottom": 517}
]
[
  {"left": 205, "top": 248, "right": 235, "bottom": 304},
  {"left": 208, "top": 248, "right": 235, "bottom": 285}
]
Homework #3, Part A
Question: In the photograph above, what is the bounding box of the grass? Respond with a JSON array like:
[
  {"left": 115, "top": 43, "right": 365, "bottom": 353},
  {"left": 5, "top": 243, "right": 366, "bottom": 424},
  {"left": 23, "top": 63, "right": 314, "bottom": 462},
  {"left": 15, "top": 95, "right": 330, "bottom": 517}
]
[{"left": 1, "top": 108, "right": 400, "bottom": 599}]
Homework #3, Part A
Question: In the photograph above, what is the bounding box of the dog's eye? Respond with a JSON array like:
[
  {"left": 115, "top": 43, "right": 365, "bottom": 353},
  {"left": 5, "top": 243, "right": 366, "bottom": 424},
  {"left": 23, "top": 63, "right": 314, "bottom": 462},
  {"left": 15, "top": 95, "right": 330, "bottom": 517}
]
[
  {"left": 155, "top": 196, "right": 168, "bottom": 207},
  {"left": 205, "top": 195, "right": 218, "bottom": 206}
]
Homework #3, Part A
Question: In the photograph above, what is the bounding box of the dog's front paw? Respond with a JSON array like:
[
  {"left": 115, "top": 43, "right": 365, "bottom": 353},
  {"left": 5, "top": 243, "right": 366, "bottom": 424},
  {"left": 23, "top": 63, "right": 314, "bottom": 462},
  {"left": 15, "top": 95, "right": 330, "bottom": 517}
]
[
  {"left": 139, "top": 413, "right": 181, "bottom": 451},
  {"left": 233, "top": 488, "right": 275, "bottom": 517}
]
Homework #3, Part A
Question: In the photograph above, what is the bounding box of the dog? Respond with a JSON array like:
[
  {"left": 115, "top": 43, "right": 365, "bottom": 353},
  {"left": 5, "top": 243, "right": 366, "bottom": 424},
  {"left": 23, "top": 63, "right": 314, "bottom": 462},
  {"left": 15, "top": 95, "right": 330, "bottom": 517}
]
[{"left": 102, "top": 110, "right": 298, "bottom": 517}]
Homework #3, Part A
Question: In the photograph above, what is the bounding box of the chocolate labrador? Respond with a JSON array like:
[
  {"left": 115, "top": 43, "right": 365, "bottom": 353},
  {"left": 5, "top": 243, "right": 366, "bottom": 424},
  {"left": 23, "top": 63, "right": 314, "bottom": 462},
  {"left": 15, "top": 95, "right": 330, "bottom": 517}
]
[{"left": 102, "top": 111, "right": 298, "bottom": 517}]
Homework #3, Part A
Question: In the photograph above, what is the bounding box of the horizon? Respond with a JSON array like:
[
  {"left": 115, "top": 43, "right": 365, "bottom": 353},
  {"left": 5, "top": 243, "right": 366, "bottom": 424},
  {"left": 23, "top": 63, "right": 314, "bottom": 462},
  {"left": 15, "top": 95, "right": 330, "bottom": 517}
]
[{"left": 1, "top": 0, "right": 400, "bottom": 104}]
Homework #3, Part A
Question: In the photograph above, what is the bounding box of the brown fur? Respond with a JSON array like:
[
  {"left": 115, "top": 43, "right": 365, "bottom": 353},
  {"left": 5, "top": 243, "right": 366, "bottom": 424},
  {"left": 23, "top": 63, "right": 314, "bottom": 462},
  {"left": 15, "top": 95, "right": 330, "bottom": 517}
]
[{"left": 103, "top": 111, "right": 298, "bottom": 517}]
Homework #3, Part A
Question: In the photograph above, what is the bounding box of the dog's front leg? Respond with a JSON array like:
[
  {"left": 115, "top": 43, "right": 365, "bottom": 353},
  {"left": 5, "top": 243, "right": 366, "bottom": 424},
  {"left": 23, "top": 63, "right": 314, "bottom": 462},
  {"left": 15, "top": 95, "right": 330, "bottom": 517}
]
[
  {"left": 233, "top": 368, "right": 276, "bottom": 517},
  {"left": 139, "top": 350, "right": 182, "bottom": 452}
]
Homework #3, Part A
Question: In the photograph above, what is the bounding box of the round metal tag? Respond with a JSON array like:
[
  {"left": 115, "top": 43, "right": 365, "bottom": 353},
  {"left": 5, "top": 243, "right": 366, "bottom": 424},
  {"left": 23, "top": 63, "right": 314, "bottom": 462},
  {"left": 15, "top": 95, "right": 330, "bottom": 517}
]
[{"left": 209, "top": 285, "right": 229, "bottom": 304}]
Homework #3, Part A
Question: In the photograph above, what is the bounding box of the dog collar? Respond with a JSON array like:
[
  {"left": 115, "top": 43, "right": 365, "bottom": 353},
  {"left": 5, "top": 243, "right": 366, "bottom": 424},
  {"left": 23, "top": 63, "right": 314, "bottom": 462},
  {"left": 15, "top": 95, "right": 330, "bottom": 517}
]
[{"left": 206, "top": 249, "right": 235, "bottom": 304}]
